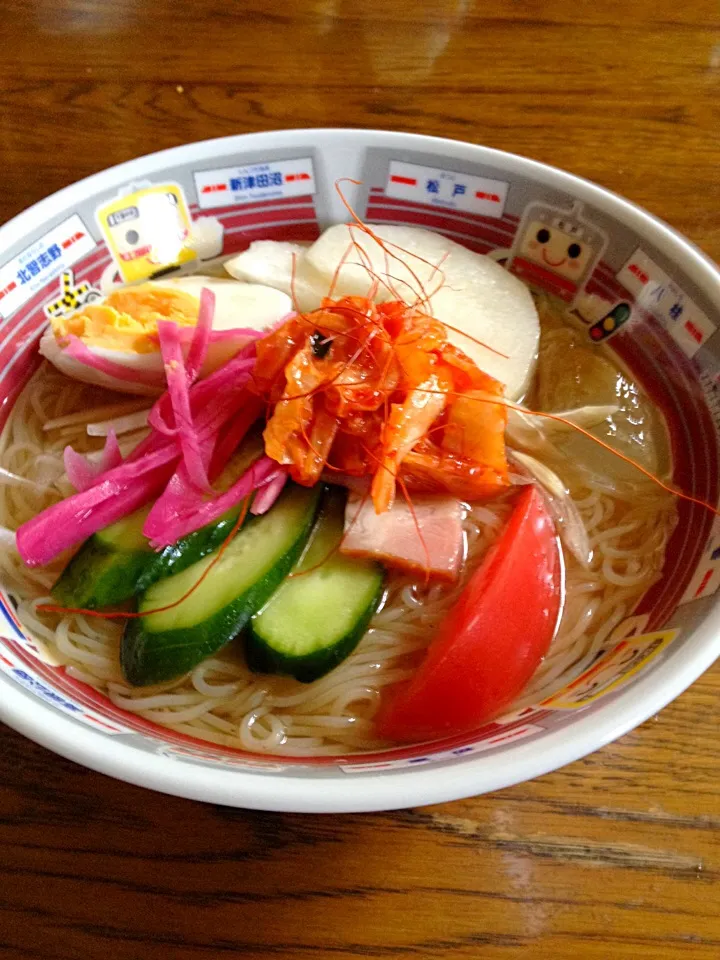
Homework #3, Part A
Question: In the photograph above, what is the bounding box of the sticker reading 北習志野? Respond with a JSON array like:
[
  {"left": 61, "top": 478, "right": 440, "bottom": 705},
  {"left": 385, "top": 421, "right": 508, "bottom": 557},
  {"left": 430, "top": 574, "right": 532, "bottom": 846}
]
[{"left": 0, "top": 215, "right": 96, "bottom": 321}]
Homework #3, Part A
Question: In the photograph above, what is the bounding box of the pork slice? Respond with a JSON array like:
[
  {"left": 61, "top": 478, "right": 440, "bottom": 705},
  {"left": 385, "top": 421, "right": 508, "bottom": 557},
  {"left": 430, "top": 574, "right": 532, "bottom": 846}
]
[{"left": 341, "top": 492, "right": 465, "bottom": 582}]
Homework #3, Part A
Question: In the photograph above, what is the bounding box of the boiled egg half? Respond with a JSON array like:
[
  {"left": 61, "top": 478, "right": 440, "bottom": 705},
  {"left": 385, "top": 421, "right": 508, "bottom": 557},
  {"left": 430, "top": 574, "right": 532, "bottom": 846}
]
[{"left": 39, "top": 277, "right": 292, "bottom": 395}]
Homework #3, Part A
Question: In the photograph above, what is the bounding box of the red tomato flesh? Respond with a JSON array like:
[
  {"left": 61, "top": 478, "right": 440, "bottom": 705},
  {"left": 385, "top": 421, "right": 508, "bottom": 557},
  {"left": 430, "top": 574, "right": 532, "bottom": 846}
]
[{"left": 377, "top": 486, "right": 563, "bottom": 743}]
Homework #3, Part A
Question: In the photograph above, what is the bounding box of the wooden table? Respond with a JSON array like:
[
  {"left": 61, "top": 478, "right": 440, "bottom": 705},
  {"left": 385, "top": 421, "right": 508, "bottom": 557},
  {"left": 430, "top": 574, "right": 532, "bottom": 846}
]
[{"left": 1, "top": 2, "right": 719, "bottom": 957}]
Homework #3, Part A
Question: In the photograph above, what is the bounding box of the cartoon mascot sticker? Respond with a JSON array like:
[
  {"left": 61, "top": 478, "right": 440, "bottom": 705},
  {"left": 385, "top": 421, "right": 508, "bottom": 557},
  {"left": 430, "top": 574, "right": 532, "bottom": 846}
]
[
  {"left": 507, "top": 199, "right": 607, "bottom": 305},
  {"left": 501, "top": 199, "right": 633, "bottom": 342}
]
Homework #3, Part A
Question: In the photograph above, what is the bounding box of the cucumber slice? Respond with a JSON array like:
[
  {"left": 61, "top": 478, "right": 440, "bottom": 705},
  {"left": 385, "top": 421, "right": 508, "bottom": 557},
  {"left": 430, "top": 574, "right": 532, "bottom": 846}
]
[
  {"left": 52, "top": 508, "right": 153, "bottom": 609},
  {"left": 121, "top": 484, "right": 321, "bottom": 686},
  {"left": 135, "top": 506, "right": 246, "bottom": 593},
  {"left": 247, "top": 489, "right": 385, "bottom": 683}
]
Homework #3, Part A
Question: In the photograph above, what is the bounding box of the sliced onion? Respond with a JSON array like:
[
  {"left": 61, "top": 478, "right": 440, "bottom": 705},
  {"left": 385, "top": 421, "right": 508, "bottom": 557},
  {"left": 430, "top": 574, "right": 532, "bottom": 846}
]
[
  {"left": 0, "top": 466, "right": 55, "bottom": 494},
  {"left": 86, "top": 409, "right": 150, "bottom": 437},
  {"left": 43, "top": 400, "right": 148, "bottom": 433},
  {"left": 0, "top": 525, "right": 17, "bottom": 549},
  {"left": 510, "top": 449, "right": 591, "bottom": 567},
  {"left": 250, "top": 469, "right": 287, "bottom": 515},
  {"left": 506, "top": 404, "right": 619, "bottom": 456},
  {"left": 64, "top": 429, "right": 123, "bottom": 493}
]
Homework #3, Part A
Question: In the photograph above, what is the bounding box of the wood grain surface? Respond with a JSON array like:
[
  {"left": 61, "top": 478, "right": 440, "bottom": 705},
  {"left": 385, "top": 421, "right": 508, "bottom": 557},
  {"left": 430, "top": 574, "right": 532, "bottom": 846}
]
[{"left": 1, "top": 1, "right": 719, "bottom": 957}]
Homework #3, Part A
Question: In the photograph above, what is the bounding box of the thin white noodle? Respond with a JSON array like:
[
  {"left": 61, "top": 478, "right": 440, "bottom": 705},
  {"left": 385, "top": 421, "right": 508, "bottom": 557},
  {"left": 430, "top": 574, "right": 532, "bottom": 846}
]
[
  {"left": 87, "top": 409, "right": 150, "bottom": 437},
  {"left": 43, "top": 400, "right": 149, "bottom": 432},
  {"left": 0, "top": 348, "right": 677, "bottom": 755}
]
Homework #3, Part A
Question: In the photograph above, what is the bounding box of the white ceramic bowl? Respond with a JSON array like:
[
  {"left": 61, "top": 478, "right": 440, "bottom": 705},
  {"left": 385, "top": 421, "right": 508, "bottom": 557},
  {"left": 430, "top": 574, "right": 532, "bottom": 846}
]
[{"left": 1, "top": 129, "right": 719, "bottom": 812}]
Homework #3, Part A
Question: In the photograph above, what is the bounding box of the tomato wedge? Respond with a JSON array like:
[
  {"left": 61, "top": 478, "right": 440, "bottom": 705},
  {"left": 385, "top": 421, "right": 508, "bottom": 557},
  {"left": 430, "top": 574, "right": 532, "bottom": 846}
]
[{"left": 378, "top": 486, "right": 563, "bottom": 743}]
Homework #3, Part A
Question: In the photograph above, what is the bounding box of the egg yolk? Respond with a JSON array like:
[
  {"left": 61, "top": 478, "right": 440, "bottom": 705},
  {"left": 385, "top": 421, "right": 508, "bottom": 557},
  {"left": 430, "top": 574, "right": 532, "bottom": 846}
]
[{"left": 51, "top": 284, "right": 199, "bottom": 353}]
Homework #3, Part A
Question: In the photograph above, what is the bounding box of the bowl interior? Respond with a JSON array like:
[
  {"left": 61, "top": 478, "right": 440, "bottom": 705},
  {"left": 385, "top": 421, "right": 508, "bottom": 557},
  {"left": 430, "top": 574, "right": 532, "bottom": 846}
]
[{"left": 1, "top": 129, "right": 719, "bottom": 806}]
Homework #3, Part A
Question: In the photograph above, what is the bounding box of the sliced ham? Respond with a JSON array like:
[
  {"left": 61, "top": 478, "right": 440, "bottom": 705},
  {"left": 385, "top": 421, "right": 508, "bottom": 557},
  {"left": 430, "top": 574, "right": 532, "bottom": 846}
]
[{"left": 341, "top": 492, "right": 465, "bottom": 582}]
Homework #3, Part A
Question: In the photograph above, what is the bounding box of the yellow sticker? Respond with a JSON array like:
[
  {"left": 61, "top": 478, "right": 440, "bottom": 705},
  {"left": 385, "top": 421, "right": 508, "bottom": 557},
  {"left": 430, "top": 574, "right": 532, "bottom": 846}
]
[
  {"left": 96, "top": 182, "right": 196, "bottom": 284},
  {"left": 44, "top": 268, "right": 100, "bottom": 319},
  {"left": 541, "top": 629, "right": 679, "bottom": 709}
]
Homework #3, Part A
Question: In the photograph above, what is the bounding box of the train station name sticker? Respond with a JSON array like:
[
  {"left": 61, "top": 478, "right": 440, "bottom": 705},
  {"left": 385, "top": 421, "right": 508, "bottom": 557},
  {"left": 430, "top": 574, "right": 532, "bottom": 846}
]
[
  {"left": 617, "top": 247, "right": 716, "bottom": 358},
  {"left": 385, "top": 160, "right": 509, "bottom": 218},
  {"left": 0, "top": 214, "right": 95, "bottom": 321},
  {"left": 193, "top": 157, "right": 315, "bottom": 210}
]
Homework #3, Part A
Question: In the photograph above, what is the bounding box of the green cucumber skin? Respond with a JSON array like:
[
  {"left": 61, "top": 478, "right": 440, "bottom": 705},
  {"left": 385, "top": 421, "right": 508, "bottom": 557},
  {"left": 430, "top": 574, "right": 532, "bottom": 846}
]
[
  {"left": 51, "top": 510, "right": 247, "bottom": 610},
  {"left": 246, "top": 489, "right": 386, "bottom": 684},
  {"left": 52, "top": 541, "right": 152, "bottom": 610},
  {"left": 135, "top": 507, "right": 245, "bottom": 593},
  {"left": 246, "top": 577, "right": 384, "bottom": 683},
  {"left": 121, "top": 488, "right": 321, "bottom": 687}
]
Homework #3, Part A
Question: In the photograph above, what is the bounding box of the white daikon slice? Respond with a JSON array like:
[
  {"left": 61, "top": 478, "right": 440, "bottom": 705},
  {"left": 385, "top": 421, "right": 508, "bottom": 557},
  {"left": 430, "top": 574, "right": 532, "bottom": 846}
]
[
  {"left": 305, "top": 224, "right": 540, "bottom": 399},
  {"left": 223, "top": 241, "right": 326, "bottom": 310}
]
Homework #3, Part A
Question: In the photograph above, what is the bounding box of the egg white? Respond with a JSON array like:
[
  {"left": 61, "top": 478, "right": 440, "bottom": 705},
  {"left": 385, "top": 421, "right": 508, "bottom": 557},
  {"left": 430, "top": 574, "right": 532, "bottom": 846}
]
[
  {"left": 38, "top": 333, "right": 166, "bottom": 396},
  {"left": 39, "top": 277, "right": 293, "bottom": 395}
]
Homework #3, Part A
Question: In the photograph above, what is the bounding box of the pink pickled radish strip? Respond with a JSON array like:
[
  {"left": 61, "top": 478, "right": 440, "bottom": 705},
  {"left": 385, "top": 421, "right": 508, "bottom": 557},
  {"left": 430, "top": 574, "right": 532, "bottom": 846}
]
[
  {"left": 63, "top": 336, "right": 163, "bottom": 388},
  {"left": 185, "top": 287, "right": 214, "bottom": 383},
  {"left": 18, "top": 337, "right": 265, "bottom": 567},
  {"left": 250, "top": 469, "right": 287, "bottom": 515},
  {"left": 157, "top": 321, "right": 208, "bottom": 492},
  {"left": 209, "top": 395, "right": 264, "bottom": 478},
  {"left": 195, "top": 339, "right": 257, "bottom": 391},
  {"left": 63, "top": 429, "right": 122, "bottom": 493},
  {"left": 144, "top": 394, "right": 265, "bottom": 543},
  {"left": 142, "top": 435, "right": 216, "bottom": 543},
  {"left": 125, "top": 426, "right": 177, "bottom": 463},
  {"left": 147, "top": 456, "right": 281, "bottom": 549},
  {"left": 148, "top": 402, "right": 177, "bottom": 437},
  {"left": 143, "top": 399, "right": 262, "bottom": 544},
  {"left": 210, "top": 328, "right": 262, "bottom": 342},
  {"left": 175, "top": 326, "right": 265, "bottom": 344},
  {"left": 16, "top": 448, "right": 178, "bottom": 566},
  {"left": 147, "top": 346, "right": 256, "bottom": 438},
  {"left": 145, "top": 367, "right": 256, "bottom": 470}
]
